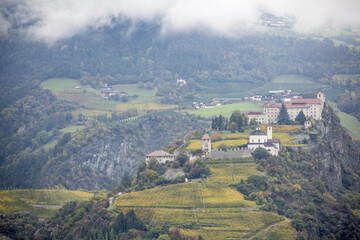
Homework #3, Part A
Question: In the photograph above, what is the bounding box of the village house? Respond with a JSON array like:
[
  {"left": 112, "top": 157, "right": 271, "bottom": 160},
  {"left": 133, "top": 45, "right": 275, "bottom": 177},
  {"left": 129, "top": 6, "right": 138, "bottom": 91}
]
[
  {"left": 176, "top": 79, "right": 187, "bottom": 86},
  {"left": 145, "top": 150, "right": 176, "bottom": 164},
  {"left": 247, "top": 123, "right": 280, "bottom": 156},
  {"left": 101, "top": 90, "right": 118, "bottom": 98}
]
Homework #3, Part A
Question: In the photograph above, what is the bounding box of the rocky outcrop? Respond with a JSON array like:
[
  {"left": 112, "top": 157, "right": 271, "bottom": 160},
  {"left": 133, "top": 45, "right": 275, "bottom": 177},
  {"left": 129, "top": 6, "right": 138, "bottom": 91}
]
[
  {"left": 41, "top": 112, "right": 209, "bottom": 190},
  {"left": 315, "top": 104, "right": 360, "bottom": 194}
]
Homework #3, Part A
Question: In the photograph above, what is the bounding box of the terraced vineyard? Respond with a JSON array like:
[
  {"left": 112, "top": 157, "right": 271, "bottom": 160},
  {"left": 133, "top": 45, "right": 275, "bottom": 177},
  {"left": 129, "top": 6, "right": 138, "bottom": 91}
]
[
  {"left": 115, "top": 161, "right": 292, "bottom": 239},
  {"left": 0, "top": 189, "right": 101, "bottom": 218}
]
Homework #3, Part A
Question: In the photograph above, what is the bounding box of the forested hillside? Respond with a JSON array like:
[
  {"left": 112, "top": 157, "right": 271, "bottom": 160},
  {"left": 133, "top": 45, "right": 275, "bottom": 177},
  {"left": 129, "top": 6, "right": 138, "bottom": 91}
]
[
  {"left": 0, "top": 85, "right": 208, "bottom": 189},
  {"left": 1, "top": 22, "right": 360, "bottom": 107}
]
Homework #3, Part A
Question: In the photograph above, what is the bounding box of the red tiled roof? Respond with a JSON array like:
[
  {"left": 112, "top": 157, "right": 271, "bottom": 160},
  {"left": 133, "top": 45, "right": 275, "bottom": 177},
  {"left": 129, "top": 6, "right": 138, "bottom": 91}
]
[
  {"left": 146, "top": 150, "right": 175, "bottom": 157},
  {"left": 290, "top": 98, "right": 322, "bottom": 104},
  {"left": 265, "top": 98, "right": 321, "bottom": 109},
  {"left": 264, "top": 102, "right": 283, "bottom": 108},
  {"left": 247, "top": 112, "right": 265, "bottom": 115},
  {"left": 202, "top": 134, "right": 211, "bottom": 140}
]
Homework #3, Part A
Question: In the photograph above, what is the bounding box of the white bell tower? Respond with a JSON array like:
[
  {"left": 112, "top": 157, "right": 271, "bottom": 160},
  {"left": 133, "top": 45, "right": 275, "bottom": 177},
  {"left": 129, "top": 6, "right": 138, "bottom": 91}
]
[{"left": 267, "top": 123, "right": 272, "bottom": 140}]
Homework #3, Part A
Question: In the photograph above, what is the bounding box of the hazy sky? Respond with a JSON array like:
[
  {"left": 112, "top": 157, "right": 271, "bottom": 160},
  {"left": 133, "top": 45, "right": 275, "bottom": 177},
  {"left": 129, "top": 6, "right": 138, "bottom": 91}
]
[{"left": 1, "top": 0, "right": 360, "bottom": 44}]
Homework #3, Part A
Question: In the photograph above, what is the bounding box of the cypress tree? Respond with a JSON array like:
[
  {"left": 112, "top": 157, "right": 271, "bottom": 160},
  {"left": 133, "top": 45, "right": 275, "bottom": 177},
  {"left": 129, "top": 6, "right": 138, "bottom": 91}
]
[
  {"left": 277, "top": 104, "right": 290, "bottom": 125},
  {"left": 114, "top": 212, "right": 126, "bottom": 234},
  {"left": 295, "top": 110, "right": 306, "bottom": 125}
]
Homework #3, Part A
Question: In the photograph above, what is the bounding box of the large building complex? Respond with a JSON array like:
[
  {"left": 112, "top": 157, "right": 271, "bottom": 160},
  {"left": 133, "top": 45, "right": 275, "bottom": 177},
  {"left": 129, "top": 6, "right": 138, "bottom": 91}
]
[{"left": 248, "top": 90, "right": 325, "bottom": 124}]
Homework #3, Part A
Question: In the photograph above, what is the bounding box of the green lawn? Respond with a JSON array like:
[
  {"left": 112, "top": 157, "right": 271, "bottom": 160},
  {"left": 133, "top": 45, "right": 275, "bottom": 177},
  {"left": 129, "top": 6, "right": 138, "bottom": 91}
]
[{"left": 186, "top": 102, "right": 264, "bottom": 118}]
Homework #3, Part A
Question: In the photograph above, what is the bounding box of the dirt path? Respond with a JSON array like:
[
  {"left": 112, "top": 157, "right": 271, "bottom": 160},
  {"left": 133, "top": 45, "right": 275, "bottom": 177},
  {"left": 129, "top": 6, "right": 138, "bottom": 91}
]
[{"left": 108, "top": 197, "right": 114, "bottom": 207}]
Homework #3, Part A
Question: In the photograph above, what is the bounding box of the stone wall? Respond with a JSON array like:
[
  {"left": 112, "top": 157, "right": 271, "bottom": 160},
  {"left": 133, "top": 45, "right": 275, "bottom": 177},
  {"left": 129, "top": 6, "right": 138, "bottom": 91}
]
[{"left": 209, "top": 148, "right": 251, "bottom": 159}]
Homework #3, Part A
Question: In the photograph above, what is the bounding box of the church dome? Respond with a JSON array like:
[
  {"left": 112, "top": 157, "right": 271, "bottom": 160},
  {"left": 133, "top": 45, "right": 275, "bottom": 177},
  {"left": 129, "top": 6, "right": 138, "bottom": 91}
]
[{"left": 250, "top": 130, "right": 266, "bottom": 136}]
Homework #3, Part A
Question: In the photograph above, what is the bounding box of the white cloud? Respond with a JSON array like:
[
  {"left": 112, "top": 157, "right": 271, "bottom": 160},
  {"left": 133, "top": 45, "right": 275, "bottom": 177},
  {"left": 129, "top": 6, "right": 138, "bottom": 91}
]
[{"left": 2, "top": 0, "right": 360, "bottom": 44}]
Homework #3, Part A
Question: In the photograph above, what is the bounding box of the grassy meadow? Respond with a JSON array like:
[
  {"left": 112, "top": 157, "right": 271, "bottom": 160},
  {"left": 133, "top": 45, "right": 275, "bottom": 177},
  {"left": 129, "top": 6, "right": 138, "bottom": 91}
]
[
  {"left": 328, "top": 101, "right": 360, "bottom": 140},
  {"left": 337, "top": 111, "right": 360, "bottom": 140},
  {"left": 0, "top": 189, "right": 100, "bottom": 218},
  {"left": 186, "top": 102, "right": 264, "bottom": 118},
  {"left": 115, "top": 161, "right": 291, "bottom": 239},
  {"left": 41, "top": 78, "right": 177, "bottom": 116}
]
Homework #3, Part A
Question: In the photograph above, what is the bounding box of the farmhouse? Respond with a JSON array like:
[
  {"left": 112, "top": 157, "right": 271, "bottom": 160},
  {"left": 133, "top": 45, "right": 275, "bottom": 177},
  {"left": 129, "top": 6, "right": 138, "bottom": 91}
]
[
  {"left": 145, "top": 150, "right": 175, "bottom": 164},
  {"left": 248, "top": 90, "right": 325, "bottom": 123},
  {"left": 101, "top": 90, "right": 118, "bottom": 98},
  {"left": 119, "top": 92, "right": 129, "bottom": 98},
  {"left": 247, "top": 123, "right": 280, "bottom": 156}
]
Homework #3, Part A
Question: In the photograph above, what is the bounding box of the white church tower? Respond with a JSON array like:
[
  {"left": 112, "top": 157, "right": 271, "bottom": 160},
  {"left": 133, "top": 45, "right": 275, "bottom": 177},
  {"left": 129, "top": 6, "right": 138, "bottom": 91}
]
[{"left": 267, "top": 123, "right": 272, "bottom": 140}]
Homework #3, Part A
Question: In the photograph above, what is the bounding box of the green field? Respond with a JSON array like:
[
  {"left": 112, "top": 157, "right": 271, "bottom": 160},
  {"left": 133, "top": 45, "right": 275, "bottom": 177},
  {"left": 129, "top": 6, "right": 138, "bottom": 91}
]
[
  {"left": 113, "top": 84, "right": 155, "bottom": 104},
  {"left": 198, "top": 81, "right": 262, "bottom": 99},
  {"left": 41, "top": 78, "right": 177, "bottom": 115},
  {"left": 186, "top": 102, "right": 264, "bottom": 118},
  {"left": 329, "top": 101, "right": 360, "bottom": 140},
  {"left": 115, "top": 161, "right": 291, "bottom": 239},
  {"left": 251, "top": 74, "right": 326, "bottom": 95},
  {"left": 338, "top": 111, "right": 360, "bottom": 140},
  {"left": 272, "top": 74, "right": 313, "bottom": 84},
  {"left": 0, "top": 189, "right": 100, "bottom": 218}
]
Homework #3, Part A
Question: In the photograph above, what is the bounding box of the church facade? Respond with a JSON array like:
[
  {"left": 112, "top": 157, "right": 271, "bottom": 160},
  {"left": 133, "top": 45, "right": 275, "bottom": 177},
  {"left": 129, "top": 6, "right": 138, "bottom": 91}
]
[{"left": 247, "top": 124, "right": 280, "bottom": 156}]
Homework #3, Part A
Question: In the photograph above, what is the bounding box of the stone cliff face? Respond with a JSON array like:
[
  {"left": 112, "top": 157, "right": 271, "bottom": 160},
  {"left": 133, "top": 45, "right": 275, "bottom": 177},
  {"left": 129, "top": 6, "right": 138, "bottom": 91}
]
[
  {"left": 42, "top": 113, "right": 208, "bottom": 190},
  {"left": 315, "top": 104, "right": 360, "bottom": 194}
]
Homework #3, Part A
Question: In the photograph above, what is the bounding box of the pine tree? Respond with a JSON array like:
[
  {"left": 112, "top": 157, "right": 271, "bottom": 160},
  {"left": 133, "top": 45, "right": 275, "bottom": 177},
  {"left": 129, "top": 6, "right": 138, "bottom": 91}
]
[
  {"left": 218, "top": 115, "right": 223, "bottom": 130},
  {"left": 277, "top": 104, "right": 290, "bottom": 125},
  {"left": 295, "top": 110, "right": 306, "bottom": 125}
]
